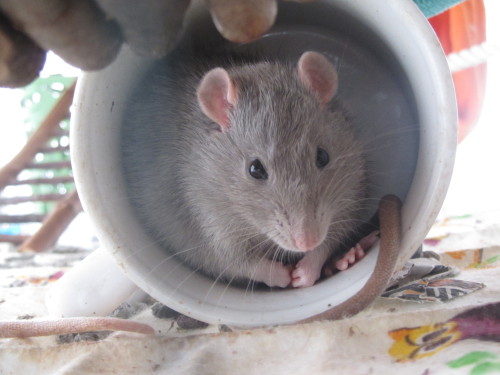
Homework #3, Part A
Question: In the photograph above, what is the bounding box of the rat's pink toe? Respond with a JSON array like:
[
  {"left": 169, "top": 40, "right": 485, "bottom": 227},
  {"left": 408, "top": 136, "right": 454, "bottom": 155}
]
[{"left": 335, "top": 243, "right": 366, "bottom": 271}]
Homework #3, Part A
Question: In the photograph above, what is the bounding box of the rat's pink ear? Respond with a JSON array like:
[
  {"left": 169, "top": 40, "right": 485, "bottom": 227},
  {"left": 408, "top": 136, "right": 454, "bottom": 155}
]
[
  {"left": 297, "top": 51, "right": 338, "bottom": 106},
  {"left": 197, "top": 67, "right": 238, "bottom": 132}
]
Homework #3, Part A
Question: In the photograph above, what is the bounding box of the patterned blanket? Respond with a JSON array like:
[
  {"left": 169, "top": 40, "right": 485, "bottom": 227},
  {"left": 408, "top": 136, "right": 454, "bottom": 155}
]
[{"left": 1, "top": 212, "right": 500, "bottom": 375}]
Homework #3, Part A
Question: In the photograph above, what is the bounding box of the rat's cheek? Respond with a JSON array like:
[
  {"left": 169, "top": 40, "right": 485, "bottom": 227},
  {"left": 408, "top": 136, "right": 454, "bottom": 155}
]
[{"left": 264, "top": 230, "right": 295, "bottom": 252}]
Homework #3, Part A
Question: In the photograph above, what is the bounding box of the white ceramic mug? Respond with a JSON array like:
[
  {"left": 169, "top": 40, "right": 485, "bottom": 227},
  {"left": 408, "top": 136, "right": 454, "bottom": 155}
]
[{"left": 46, "top": 0, "right": 456, "bottom": 327}]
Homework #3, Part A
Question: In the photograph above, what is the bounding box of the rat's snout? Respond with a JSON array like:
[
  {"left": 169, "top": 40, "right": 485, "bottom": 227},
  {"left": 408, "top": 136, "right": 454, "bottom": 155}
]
[
  {"left": 292, "top": 231, "right": 319, "bottom": 252},
  {"left": 290, "top": 213, "right": 323, "bottom": 252}
]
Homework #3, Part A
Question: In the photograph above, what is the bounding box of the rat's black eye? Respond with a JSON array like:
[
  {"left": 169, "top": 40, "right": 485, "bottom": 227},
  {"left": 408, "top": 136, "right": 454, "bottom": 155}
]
[
  {"left": 249, "top": 159, "right": 268, "bottom": 180},
  {"left": 316, "top": 147, "right": 330, "bottom": 169}
]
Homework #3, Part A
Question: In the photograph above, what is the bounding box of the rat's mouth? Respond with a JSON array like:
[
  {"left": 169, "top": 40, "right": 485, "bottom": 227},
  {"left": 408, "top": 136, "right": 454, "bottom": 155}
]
[{"left": 270, "top": 231, "right": 326, "bottom": 254}]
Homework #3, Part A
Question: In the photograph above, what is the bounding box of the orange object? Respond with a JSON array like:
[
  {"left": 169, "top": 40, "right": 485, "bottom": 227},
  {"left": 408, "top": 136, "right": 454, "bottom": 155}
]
[{"left": 429, "top": 0, "right": 487, "bottom": 143}]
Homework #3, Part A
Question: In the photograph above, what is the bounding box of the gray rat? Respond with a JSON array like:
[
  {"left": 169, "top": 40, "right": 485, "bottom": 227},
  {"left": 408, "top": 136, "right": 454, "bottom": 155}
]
[{"left": 121, "top": 50, "right": 367, "bottom": 288}]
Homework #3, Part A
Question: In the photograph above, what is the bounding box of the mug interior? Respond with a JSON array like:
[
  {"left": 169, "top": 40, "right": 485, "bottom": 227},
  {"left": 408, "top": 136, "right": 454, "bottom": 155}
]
[{"left": 71, "top": 0, "right": 456, "bottom": 326}]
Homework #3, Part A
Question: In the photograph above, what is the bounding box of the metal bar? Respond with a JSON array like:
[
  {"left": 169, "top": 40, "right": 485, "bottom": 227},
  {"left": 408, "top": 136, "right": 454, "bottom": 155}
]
[
  {"left": 8, "top": 176, "right": 74, "bottom": 186},
  {"left": 0, "top": 193, "right": 63, "bottom": 205},
  {"left": 0, "top": 214, "right": 46, "bottom": 223}
]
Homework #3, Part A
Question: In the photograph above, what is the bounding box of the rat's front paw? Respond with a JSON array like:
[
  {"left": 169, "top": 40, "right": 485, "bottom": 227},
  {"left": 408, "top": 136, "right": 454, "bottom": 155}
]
[
  {"left": 259, "top": 263, "right": 292, "bottom": 288},
  {"left": 292, "top": 256, "right": 322, "bottom": 288}
]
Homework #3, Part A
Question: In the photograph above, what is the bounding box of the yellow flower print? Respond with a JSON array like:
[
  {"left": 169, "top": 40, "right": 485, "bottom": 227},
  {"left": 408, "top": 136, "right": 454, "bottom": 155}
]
[{"left": 389, "top": 322, "right": 462, "bottom": 362}]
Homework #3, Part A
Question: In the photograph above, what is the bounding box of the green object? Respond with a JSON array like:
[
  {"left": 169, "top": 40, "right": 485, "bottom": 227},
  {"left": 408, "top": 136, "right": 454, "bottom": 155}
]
[
  {"left": 473, "top": 255, "right": 500, "bottom": 269},
  {"left": 21, "top": 75, "right": 75, "bottom": 129},
  {"left": 20, "top": 75, "right": 76, "bottom": 214},
  {"left": 448, "top": 352, "right": 498, "bottom": 368},
  {"left": 448, "top": 352, "right": 500, "bottom": 375},
  {"left": 413, "top": 0, "right": 466, "bottom": 17},
  {"left": 471, "top": 362, "right": 500, "bottom": 375}
]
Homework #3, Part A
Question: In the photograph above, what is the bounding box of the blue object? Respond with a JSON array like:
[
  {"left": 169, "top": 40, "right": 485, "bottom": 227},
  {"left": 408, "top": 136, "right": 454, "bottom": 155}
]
[
  {"left": 414, "top": 0, "right": 467, "bottom": 17},
  {"left": 0, "top": 223, "right": 22, "bottom": 235}
]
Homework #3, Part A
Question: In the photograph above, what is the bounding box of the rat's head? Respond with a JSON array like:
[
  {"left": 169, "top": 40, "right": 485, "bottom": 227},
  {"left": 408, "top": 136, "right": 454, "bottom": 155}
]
[{"left": 196, "top": 51, "right": 366, "bottom": 253}]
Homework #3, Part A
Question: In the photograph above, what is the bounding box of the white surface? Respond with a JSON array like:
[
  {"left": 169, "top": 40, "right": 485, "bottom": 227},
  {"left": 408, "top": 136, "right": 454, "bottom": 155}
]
[
  {"left": 45, "top": 247, "right": 139, "bottom": 318},
  {"left": 440, "top": 51, "right": 500, "bottom": 218}
]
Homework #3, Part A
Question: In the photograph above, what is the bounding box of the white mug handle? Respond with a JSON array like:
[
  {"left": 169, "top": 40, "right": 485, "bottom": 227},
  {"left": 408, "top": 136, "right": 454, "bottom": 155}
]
[{"left": 45, "top": 247, "right": 140, "bottom": 317}]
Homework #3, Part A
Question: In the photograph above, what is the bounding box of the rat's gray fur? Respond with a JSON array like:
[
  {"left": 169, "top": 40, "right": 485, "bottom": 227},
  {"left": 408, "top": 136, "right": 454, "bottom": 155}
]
[{"left": 121, "top": 55, "right": 367, "bottom": 287}]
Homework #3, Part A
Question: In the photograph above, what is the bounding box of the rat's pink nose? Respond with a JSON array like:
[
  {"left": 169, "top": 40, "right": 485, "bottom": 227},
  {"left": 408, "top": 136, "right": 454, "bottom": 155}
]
[{"left": 293, "top": 233, "right": 319, "bottom": 252}]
